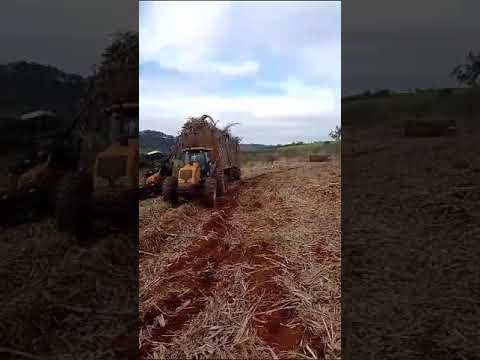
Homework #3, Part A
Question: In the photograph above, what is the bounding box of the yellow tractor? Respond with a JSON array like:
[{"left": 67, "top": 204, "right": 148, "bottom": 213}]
[
  {"left": 162, "top": 147, "right": 219, "bottom": 206},
  {"left": 55, "top": 103, "right": 139, "bottom": 236},
  {"left": 0, "top": 110, "right": 77, "bottom": 224},
  {"left": 0, "top": 151, "right": 57, "bottom": 225},
  {"left": 161, "top": 115, "right": 241, "bottom": 207},
  {"left": 11, "top": 152, "right": 56, "bottom": 198},
  {"left": 141, "top": 170, "right": 164, "bottom": 198},
  {"left": 139, "top": 150, "right": 173, "bottom": 199}
]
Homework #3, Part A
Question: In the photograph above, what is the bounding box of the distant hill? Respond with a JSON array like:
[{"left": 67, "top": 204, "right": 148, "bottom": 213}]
[
  {"left": 140, "top": 130, "right": 176, "bottom": 154},
  {"left": 140, "top": 129, "right": 340, "bottom": 165},
  {"left": 342, "top": 87, "right": 478, "bottom": 129},
  {"left": 139, "top": 129, "right": 332, "bottom": 158},
  {"left": 239, "top": 143, "right": 276, "bottom": 152},
  {"left": 0, "top": 61, "right": 86, "bottom": 118},
  {"left": 342, "top": 87, "right": 465, "bottom": 103},
  {"left": 0, "top": 61, "right": 87, "bottom": 149},
  {"left": 139, "top": 129, "right": 281, "bottom": 154}
]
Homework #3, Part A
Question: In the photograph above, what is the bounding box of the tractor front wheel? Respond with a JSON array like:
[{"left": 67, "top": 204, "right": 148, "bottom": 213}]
[
  {"left": 204, "top": 177, "right": 217, "bottom": 207},
  {"left": 55, "top": 172, "right": 93, "bottom": 240},
  {"left": 216, "top": 166, "right": 226, "bottom": 196},
  {"left": 162, "top": 176, "right": 178, "bottom": 204},
  {"left": 232, "top": 167, "right": 241, "bottom": 180}
]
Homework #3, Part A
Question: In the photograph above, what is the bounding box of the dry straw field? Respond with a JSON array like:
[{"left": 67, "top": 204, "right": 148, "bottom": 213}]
[
  {"left": 0, "top": 156, "right": 340, "bottom": 359},
  {"left": 0, "top": 220, "right": 138, "bottom": 359},
  {"left": 342, "top": 113, "right": 480, "bottom": 358},
  {"left": 139, "top": 159, "right": 341, "bottom": 359}
]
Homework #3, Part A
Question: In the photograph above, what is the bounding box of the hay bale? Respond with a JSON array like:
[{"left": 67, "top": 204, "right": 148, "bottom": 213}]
[
  {"left": 309, "top": 154, "right": 331, "bottom": 162},
  {"left": 403, "top": 119, "right": 456, "bottom": 137}
]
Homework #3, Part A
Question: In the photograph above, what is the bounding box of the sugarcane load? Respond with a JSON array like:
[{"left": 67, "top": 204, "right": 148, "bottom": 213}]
[{"left": 162, "top": 115, "right": 241, "bottom": 207}]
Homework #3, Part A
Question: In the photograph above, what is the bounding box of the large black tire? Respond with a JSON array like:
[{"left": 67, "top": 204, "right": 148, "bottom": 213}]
[
  {"left": 216, "top": 166, "right": 226, "bottom": 196},
  {"left": 162, "top": 176, "right": 178, "bottom": 204},
  {"left": 55, "top": 172, "right": 93, "bottom": 239},
  {"left": 45, "top": 169, "right": 65, "bottom": 213},
  {"left": 233, "top": 167, "right": 241, "bottom": 180},
  {"left": 204, "top": 177, "right": 217, "bottom": 207},
  {"left": 109, "top": 190, "right": 138, "bottom": 232}
]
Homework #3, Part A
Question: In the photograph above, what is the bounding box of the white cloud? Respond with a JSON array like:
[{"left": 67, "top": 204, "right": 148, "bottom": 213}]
[
  {"left": 141, "top": 87, "right": 335, "bottom": 119},
  {"left": 139, "top": 1, "right": 341, "bottom": 143},
  {"left": 301, "top": 42, "right": 341, "bottom": 85},
  {"left": 264, "top": 79, "right": 335, "bottom": 98},
  {"left": 140, "top": 1, "right": 232, "bottom": 72},
  {"left": 140, "top": 106, "right": 339, "bottom": 145},
  {"left": 140, "top": 2, "right": 261, "bottom": 78},
  {"left": 213, "top": 60, "right": 259, "bottom": 76},
  {"left": 140, "top": 83, "right": 339, "bottom": 144}
]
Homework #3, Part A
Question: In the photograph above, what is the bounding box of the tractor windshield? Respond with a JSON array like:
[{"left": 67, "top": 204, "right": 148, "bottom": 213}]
[
  {"left": 114, "top": 113, "right": 138, "bottom": 139},
  {"left": 184, "top": 151, "right": 210, "bottom": 174},
  {"left": 107, "top": 104, "right": 139, "bottom": 142}
]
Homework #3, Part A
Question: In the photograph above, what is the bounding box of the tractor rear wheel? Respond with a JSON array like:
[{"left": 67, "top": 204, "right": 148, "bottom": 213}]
[
  {"left": 55, "top": 172, "right": 93, "bottom": 239},
  {"left": 204, "top": 177, "right": 217, "bottom": 207},
  {"left": 216, "top": 166, "right": 226, "bottom": 196},
  {"left": 162, "top": 176, "right": 178, "bottom": 204},
  {"left": 233, "top": 167, "right": 241, "bottom": 180}
]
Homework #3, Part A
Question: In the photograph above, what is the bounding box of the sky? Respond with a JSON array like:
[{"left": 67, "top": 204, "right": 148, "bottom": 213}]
[
  {"left": 0, "top": 1, "right": 138, "bottom": 76},
  {"left": 343, "top": 0, "right": 478, "bottom": 94},
  {"left": 140, "top": 1, "right": 341, "bottom": 145}
]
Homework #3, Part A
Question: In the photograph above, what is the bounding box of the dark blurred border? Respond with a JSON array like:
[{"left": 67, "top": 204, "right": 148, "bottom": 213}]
[
  {"left": 342, "top": 1, "right": 480, "bottom": 358},
  {"left": 0, "top": 2, "right": 139, "bottom": 359}
]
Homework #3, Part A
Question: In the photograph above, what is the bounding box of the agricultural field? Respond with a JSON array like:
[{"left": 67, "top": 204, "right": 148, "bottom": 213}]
[
  {"left": 139, "top": 158, "right": 341, "bottom": 359},
  {"left": 342, "top": 88, "right": 480, "bottom": 133},
  {"left": 343, "top": 90, "right": 480, "bottom": 358},
  {"left": 240, "top": 141, "right": 340, "bottom": 166},
  {"left": 0, "top": 208, "right": 138, "bottom": 359}
]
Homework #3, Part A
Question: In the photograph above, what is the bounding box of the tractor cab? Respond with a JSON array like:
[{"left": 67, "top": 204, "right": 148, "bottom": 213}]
[
  {"left": 103, "top": 103, "right": 138, "bottom": 144},
  {"left": 183, "top": 148, "right": 213, "bottom": 176},
  {"left": 93, "top": 103, "right": 139, "bottom": 196},
  {"left": 177, "top": 147, "right": 214, "bottom": 189}
]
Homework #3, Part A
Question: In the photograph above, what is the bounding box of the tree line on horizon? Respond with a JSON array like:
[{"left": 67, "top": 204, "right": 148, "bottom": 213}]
[{"left": 343, "top": 49, "right": 479, "bottom": 102}]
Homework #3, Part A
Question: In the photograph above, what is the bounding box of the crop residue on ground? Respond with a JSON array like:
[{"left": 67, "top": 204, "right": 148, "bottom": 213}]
[{"left": 139, "top": 160, "right": 341, "bottom": 359}]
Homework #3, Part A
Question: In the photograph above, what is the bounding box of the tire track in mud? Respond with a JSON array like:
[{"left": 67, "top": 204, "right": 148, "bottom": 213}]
[{"left": 140, "top": 168, "right": 309, "bottom": 357}]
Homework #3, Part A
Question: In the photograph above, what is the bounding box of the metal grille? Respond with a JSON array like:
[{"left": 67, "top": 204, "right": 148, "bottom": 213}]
[
  {"left": 97, "top": 156, "right": 127, "bottom": 180},
  {"left": 179, "top": 169, "right": 192, "bottom": 181}
]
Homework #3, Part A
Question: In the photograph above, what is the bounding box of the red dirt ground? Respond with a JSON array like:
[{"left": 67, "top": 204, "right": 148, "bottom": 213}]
[
  {"left": 245, "top": 242, "right": 305, "bottom": 351},
  {"left": 140, "top": 186, "right": 307, "bottom": 355},
  {"left": 314, "top": 243, "right": 337, "bottom": 261},
  {"left": 139, "top": 164, "right": 340, "bottom": 358},
  {"left": 141, "top": 237, "right": 305, "bottom": 355}
]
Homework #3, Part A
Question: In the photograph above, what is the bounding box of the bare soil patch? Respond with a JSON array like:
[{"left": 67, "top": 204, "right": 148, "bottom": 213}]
[
  {"left": 139, "top": 160, "right": 341, "bottom": 359},
  {"left": 343, "top": 126, "right": 480, "bottom": 359}
]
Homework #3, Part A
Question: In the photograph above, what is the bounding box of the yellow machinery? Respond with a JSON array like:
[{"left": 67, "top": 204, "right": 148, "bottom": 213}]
[
  {"left": 145, "top": 172, "right": 163, "bottom": 188},
  {"left": 93, "top": 138, "right": 139, "bottom": 202},
  {"left": 163, "top": 146, "right": 228, "bottom": 207},
  {"left": 139, "top": 150, "right": 174, "bottom": 199},
  {"left": 0, "top": 110, "right": 68, "bottom": 217},
  {"left": 0, "top": 32, "right": 140, "bottom": 232},
  {"left": 0, "top": 153, "right": 55, "bottom": 212},
  {"left": 161, "top": 115, "right": 241, "bottom": 207},
  {"left": 15, "top": 154, "right": 55, "bottom": 194},
  {"left": 55, "top": 103, "right": 139, "bottom": 236},
  {"left": 1, "top": 104, "right": 139, "bottom": 233},
  {"left": 177, "top": 147, "right": 209, "bottom": 189},
  {"left": 138, "top": 171, "right": 165, "bottom": 199}
]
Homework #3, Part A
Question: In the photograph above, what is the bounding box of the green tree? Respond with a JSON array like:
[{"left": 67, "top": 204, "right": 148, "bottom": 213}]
[
  {"left": 92, "top": 31, "right": 139, "bottom": 105},
  {"left": 451, "top": 50, "right": 480, "bottom": 87},
  {"left": 329, "top": 125, "right": 341, "bottom": 141}
]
